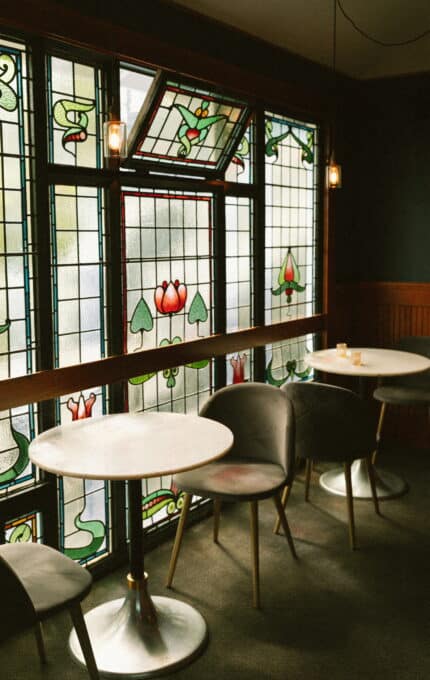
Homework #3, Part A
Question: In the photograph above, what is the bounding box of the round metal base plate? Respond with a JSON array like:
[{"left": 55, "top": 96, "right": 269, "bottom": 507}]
[
  {"left": 69, "top": 594, "right": 208, "bottom": 678},
  {"left": 319, "top": 459, "right": 408, "bottom": 499}
]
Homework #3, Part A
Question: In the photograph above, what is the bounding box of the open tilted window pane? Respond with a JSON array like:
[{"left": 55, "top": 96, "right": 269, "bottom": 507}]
[
  {"left": 128, "top": 74, "right": 250, "bottom": 176},
  {"left": 0, "top": 38, "right": 37, "bottom": 497}
]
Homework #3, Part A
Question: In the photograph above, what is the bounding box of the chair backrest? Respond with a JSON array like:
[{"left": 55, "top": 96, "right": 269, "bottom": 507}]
[
  {"left": 384, "top": 336, "right": 430, "bottom": 388},
  {"left": 0, "top": 547, "right": 37, "bottom": 642},
  {"left": 282, "top": 381, "right": 376, "bottom": 462},
  {"left": 200, "top": 382, "right": 294, "bottom": 479}
]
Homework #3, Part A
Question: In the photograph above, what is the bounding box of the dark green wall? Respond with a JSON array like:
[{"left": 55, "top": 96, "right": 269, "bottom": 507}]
[{"left": 336, "top": 74, "right": 430, "bottom": 283}]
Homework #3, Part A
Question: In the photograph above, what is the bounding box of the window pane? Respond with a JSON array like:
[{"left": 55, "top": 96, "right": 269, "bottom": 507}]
[
  {"left": 266, "top": 334, "right": 316, "bottom": 387},
  {"left": 50, "top": 184, "right": 110, "bottom": 565},
  {"left": 264, "top": 112, "right": 319, "bottom": 324},
  {"left": 225, "top": 196, "right": 254, "bottom": 383},
  {"left": 224, "top": 117, "right": 254, "bottom": 184},
  {"left": 130, "top": 78, "right": 249, "bottom": 173},
  {"left": 47, "top": 55, "right": 103, "bottom": 168},
  {"left": 122, "top": 187, "right": 214, "bottom": 531},
  {"left": 0, "top": 38, "right": 37, "bottom": 497}
]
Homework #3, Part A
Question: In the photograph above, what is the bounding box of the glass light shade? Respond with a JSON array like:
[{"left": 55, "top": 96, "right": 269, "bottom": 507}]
[
  {"left": 327, "top": 161, "right": 342, "bottom": 189},
  {"left": 103, "top": 120, "right": 127, "bottom": 160}
]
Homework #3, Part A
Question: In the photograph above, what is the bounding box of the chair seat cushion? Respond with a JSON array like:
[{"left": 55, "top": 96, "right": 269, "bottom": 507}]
[
  {"left": 374, "top": 385, "right": 430, "bottom": 406},
  {"left": 0, "top": 543, "right": 92, "bottom": 619},
  {"left": 174, "top": 456, "right": 286, "bottom": 501}
]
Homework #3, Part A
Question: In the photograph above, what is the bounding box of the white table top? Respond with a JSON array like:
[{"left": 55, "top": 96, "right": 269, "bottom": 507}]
[
  {"left": 305, "top": 347, "right": 430, "bottom": 378},
  {"left": 29, "top": 412, "right": 234, "bottom": 481}
]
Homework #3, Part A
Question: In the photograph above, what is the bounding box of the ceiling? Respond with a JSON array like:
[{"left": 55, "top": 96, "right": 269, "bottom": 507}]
[{"left": 169, "top": 0, "right": 430, "bottom": 80}]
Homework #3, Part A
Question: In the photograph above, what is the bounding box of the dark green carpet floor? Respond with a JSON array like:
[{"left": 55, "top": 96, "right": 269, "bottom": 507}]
[{"left": 2, "top": 445, "right": 429, "bottom": 679}]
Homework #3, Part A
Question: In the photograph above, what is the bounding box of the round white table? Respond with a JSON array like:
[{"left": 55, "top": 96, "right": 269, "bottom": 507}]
[
  {"left": 29, "top": 412, "right": 233, "bottom": 678},
  {"left": 305, "top": 348, "right": 430, "bottom": 499}
]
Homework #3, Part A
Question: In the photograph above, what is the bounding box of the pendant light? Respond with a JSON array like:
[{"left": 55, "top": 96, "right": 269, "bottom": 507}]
[{"left": 327, "top": 0, "right": 342, "bottom": 189}]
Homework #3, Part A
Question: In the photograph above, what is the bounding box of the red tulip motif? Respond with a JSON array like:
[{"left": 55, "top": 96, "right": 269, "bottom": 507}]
[
  {"left": 67, "top": 392, "right": 96, "bottom": 420},
  {"left": 154, "top": 280, "right": 187, "bottom": 315}
]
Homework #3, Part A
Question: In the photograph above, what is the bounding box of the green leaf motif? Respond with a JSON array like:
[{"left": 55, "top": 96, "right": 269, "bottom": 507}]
[
  {"left": 0, "top": 53, "right": 17, "bottom": 112},
  {"left": 188, "top": 292, "right": 208, "bottom": 324},
  {"left": 0, "top": 427, "right": 29, "bottom": 484},
  {"left": 0, "top": 318, "right": 10, "bottom": 334},
  {"left": 130, "top": 298, "right": 153, "bottom": 333},
  {"left": 187, "top": 358, "right": 210, "bottom": 369}
]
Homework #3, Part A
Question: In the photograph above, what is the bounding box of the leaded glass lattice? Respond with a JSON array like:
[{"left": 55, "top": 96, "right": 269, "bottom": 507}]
[
  {"left": 265, "top": 112, "right": 319, "bottom": 325},
  {"left": 265, "top": 334, "right": 315, "bottom": 388},
  {"left": 50, "top": 184, "right": 110, "bottom": 564},
  {"left": 225, "top": 196, "right": 254, "bottom": 383},
  {"left": 224, "top": 118, "right": 254, "bottom": 184},
  {"left": 47, "top": 55, "right": 103, "bottom": 168},
  {"left": 128, "top": 76, "right": 249, "bottom": 174},
  {"left": 5, "top": 510, "right": 42, "bottom": 543},
  {"left": 122, "top": 187, "right": 214, "bottom": 530},
  {"left": 0, "top": 38, "right": 36, "bottom": 496}
]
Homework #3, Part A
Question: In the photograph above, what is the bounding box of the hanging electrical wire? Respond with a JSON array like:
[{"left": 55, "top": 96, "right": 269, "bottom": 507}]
[{"left": 337, "top": 0, "right": 430, "bottom": 47}]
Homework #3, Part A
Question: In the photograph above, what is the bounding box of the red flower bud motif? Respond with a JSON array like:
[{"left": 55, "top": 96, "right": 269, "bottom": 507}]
[
  {"left": 67, "top": 392, "right": 96, "bottom": 420},
  {"left": 230, "top": 353, "right": 247, "bottom": 384},
  {"left": 154, "top": 280, "right": 187, "bottom": 315}
]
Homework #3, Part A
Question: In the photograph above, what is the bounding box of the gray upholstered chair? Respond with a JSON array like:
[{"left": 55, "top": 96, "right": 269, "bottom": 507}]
[
  {"left": 278, "top": 381, "right": 380, "bottom": 550},
  {"left": 0, "top": 542, "right": 99, "bottom": 679},
  {"left": 373, "top": 336, "right": 430, "bottom": 457},
  {"left": 166, "top": 382, "right": 297, "bottom": 608}
]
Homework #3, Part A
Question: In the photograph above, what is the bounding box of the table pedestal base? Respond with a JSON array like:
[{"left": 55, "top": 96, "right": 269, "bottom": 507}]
[
  {"left": 69, "top": 583, "right": 208, "bottom": 678},
  {"left": 319, "top": 459, "right": 407, "bottom": 499}
]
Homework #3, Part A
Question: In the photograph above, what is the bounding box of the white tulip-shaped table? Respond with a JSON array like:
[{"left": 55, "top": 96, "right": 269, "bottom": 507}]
[
  {"left": 29, "top": 412, "right": 233, "bottom": 678},
  {"left": 305, "top": 348, "right": 430, "bottom": 499}
]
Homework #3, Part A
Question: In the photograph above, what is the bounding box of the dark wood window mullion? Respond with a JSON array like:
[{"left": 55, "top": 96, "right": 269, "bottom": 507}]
[
  {"left": 213, "top": 187, "right": 227, "bottom": 390},
  {"left": 253, "top": 106, "right": 267, "bottom": 382},
  {"left": 105, "top": 60, "right": 127, "bottom": 559},
  {"left": 30, "top": 38, "right": 58, "bottom": 547}
]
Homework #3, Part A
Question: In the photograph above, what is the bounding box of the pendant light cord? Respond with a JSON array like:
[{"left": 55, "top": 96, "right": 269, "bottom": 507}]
[{"left": 337, "top": 0, "right": 430, "bottom": 47}]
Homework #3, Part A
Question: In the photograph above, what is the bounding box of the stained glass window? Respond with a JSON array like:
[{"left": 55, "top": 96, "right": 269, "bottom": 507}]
[
  {"left": 128, "top": 76, "right": 250, "bottom": 174},
  {"left": 5, "top": 511, "right": 42, "bottom": 543},
  {"left": 0, "top": 38, "right": 36, "bottom": 496},
  {"left": 122, "top": 187, "right": 213, "bottom": 529},
  {"left": 265, "top": 112, "right": 319, "bottom": 326},
  {"left": 266, "top": 334, "right": 315, "bottom": 388},
  {"left": 47, "top": 55, "right": 102, "bottom": 168},
  {"left": 225, "top": 196, "right": 254, "bottom": 384},
  {"left": 224, "top": 118, "right": 254, "bottom": 184},
  {"left": 50, "top": 184, "right": 110, "bottom": 563}
]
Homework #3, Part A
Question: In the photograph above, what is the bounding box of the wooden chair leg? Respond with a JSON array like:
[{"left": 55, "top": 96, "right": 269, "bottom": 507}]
[
  {"left": 213, "top": 498, "right": 221, "bottom": 543},
  {"left": 373, "top": 402, "right": 387, "bottom": 464},
  {"left": 272, "top": 483, "right": 292, "bottom": 535},
  {"left": 250, "top": 501, "right": 260, "bottom": 609},
  {"left": 166, "top": 492, "right": 192, "bottom": 588},
  {"left": 305, "top": 459, "right": 313, "bottom": 501},
  {"left": 34, "top": 622, "right": 47, "bottom": 665},
  {"left": 273, "top": 492, "right": 297, "bottom": 559},
  {"left": 366, "top": 456, "right": 380, "bottom": 515},
  {"left": 69, "top": 603, "right": 99, "bottom": 680},
  {"left": 344, "top": 462, "right": 356, "bottom": 550}
]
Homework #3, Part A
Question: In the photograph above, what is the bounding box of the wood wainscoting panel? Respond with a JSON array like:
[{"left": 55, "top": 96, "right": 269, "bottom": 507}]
[{"left": 334, "top": 282, "right": 430, "bottom": 449}]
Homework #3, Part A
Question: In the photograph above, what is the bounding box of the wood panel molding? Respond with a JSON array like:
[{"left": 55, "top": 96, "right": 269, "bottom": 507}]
[{"left": 334, "top": 281, "right": 430, "bottom": 449}]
